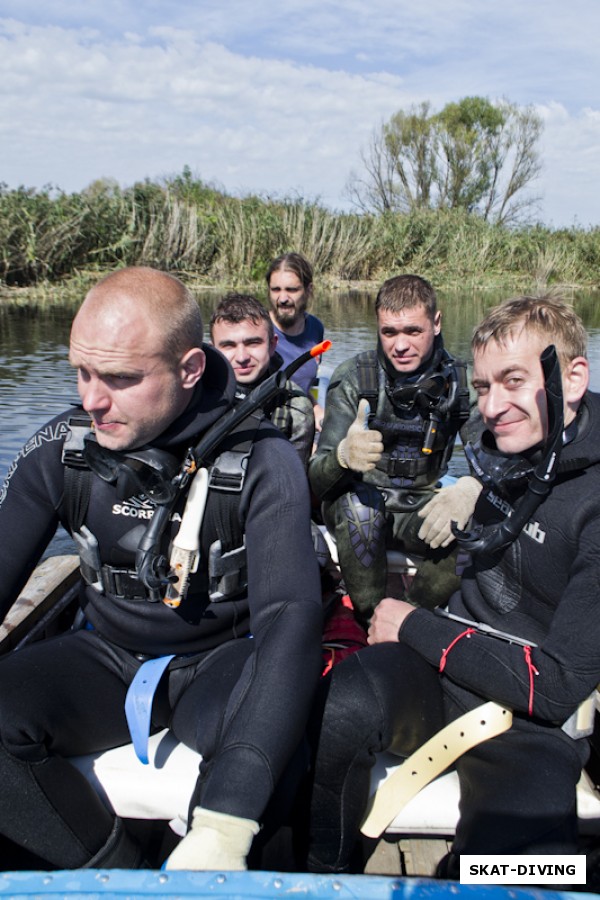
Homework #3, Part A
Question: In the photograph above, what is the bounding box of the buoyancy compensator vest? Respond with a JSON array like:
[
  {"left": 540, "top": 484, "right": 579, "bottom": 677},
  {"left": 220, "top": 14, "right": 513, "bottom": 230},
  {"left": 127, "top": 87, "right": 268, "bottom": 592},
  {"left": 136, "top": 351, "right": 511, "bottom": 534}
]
[
  {"left": 60, "top": 410, "right": 261, "bottom": 605},
  {"left": 355, "top": 337, "right": 470, "bottom": 488}
]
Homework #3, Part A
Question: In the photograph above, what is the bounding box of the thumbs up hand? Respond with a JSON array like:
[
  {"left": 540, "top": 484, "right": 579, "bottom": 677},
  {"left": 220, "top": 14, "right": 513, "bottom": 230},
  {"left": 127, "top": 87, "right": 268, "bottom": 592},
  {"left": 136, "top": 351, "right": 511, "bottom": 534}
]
[{"left": 336, "top": 399, "right": 384, "bottom": 472}]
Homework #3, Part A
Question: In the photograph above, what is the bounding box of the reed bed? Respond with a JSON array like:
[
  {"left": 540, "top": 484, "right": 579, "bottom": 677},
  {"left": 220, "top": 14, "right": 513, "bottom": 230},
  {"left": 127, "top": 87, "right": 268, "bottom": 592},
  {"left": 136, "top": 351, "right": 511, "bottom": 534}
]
[{"left": 1, "top": 177, "right": 599, "bottom": 305}]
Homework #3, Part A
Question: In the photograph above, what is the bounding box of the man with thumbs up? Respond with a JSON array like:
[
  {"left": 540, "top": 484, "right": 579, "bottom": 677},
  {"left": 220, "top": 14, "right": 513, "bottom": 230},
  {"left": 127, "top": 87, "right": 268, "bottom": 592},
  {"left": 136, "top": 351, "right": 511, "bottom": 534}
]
[{"left": 309, "top": 274, "right": 475, "bottom": 624}]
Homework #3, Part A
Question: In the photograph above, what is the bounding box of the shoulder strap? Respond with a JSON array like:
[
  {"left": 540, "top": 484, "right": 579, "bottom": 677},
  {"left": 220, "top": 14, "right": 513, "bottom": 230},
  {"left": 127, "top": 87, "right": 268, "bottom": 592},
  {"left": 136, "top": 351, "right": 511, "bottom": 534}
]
[
  {"left": 267, "top": 379, "right": 301, "bottom": 440},
  {"left": 202, "top": 409, "right": 265, "bottom": 554},
  {"left": 63, "top": 467, "right": 93, "bottom": 535},
  {"left": 60, "top": 413, "right": 94, "bottom": 535},
  {"left": 440, "top": 351, "right": 471, "bottom": 426},
  {"left": 356, "top": 350, "right": 379, "bottom": 405},
  {"left": 206, "top": 408, "right": 263, "bottom": 492}
]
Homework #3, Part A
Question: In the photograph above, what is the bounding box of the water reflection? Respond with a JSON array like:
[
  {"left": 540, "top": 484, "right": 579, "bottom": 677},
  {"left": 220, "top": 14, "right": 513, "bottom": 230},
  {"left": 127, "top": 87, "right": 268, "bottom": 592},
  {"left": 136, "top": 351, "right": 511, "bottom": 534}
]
[
  {"left": 0, "top": 307, "right": 79, "bottom": 471},
  {"left": 1, "top": 287, "right": 600, "bottom": 556}
]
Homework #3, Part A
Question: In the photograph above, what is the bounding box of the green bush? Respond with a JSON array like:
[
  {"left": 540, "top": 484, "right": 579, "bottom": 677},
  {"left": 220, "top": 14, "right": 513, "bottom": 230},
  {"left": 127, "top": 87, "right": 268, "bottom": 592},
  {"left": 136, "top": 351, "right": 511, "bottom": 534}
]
[{"left": 1, "top": 171, "right": 599, "bottom": 295}]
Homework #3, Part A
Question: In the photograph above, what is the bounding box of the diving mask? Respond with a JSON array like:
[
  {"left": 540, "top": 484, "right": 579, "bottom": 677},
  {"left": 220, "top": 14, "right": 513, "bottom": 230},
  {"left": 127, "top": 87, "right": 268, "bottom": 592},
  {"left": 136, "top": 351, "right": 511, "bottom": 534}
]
[
  {"left": 83, "top": 436, "right": 181, "bottom": 505},
  {"left": 464, "top": 433, "right": 535, "bottom": 496},
  {"left": 388, "top": 372, "right": 448, "bottom": 413}
]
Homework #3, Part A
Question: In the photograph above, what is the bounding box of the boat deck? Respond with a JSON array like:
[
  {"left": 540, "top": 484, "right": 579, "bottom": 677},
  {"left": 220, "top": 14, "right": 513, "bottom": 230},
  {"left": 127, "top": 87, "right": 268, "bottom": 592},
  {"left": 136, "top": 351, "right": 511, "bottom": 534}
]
[{"left": 365, "top": 836, "right": 451, "bottom": 877}]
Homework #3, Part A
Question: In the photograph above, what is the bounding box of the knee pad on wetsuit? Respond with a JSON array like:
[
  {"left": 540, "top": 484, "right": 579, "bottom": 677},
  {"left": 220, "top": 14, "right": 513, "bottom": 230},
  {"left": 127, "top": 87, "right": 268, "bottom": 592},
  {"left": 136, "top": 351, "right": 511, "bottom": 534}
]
[{"left": 332, "top": 484, "right": 386, "bottom": 570}]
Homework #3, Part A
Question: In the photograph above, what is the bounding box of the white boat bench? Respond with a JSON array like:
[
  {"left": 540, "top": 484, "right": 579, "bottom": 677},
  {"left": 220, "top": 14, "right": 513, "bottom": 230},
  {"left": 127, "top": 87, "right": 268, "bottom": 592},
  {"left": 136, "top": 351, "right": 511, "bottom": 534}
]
[{"left": 69, "top": 726, "right": 600, "bottom": 841}]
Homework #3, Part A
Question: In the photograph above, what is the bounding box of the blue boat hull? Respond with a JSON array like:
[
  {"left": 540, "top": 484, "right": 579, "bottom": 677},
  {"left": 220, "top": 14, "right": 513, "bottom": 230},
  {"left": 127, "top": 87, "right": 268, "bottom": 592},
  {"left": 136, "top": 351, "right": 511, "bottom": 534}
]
[{"left": 0, "top": 870, "right": 589, "bottom": 900}]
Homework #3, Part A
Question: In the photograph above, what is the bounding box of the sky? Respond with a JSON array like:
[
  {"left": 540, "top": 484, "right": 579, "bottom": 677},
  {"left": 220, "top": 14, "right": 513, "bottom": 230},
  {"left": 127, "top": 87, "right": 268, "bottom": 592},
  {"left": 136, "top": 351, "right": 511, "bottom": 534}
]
[{"left": 1, "top": 0, "right": 599, "bottom": 228}]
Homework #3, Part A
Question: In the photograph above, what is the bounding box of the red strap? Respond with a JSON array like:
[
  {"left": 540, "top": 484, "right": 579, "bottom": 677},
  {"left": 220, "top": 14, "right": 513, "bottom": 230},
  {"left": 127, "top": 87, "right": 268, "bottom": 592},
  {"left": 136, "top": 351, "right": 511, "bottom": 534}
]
[
  {"left": 322, "top": 651, "right": 335, "bottom": 677},
  {"left": 439, "top": 628, "right": 539, "bottom": 716},
  {"left": 523, "top": 645, "right": 539, "bottom": 716},
  {"left": 439, "top": 627, "right": 476, "bottom": 673}
]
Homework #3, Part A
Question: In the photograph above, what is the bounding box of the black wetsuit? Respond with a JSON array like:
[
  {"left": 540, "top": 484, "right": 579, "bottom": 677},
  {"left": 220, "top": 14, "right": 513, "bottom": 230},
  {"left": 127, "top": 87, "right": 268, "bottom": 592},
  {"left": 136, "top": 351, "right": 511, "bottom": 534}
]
[
  {"left": 233, "top": 351, "right": 315, "bottom": 470},
  {"left": 0, "top": 345, "right": 323, "bottom": 869},
  {"left": 306, "top": 392, "right": 600, "bottom": 872}
]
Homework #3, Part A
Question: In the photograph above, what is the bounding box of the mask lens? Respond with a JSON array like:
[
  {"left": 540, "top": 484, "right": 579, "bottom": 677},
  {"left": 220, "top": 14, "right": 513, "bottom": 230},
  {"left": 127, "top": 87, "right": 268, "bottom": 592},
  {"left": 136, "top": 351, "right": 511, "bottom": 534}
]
[
  {"left": 390, "top": 383, "right": 419, "bottom": 410},
  {"left": 83, "top": 437, "right": 121, "bottom": 483},
  {"left": 125, "top": 457, "right": 177, "bottom": 504},
  {"left": 83, "top": 438, "right": 178, "bottom": 505},
  {"left": 390, "top": 374, "right": 446, "bottom": 412},
  {"left": 465, "top": 440, "right": 532, "bottom": 493}
]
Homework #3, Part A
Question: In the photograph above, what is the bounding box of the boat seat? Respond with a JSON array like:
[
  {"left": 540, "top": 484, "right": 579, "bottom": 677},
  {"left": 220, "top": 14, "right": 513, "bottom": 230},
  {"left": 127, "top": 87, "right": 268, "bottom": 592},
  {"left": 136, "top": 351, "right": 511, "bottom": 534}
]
[
  {"left": 22, "top": 559, "right": 600, "bottom": 841},
  {"left": 69, "top": 729, "right": 600, "bottom": 839},
  {"left": 70, "top": 730, "right": 197, "bottom": 837}
]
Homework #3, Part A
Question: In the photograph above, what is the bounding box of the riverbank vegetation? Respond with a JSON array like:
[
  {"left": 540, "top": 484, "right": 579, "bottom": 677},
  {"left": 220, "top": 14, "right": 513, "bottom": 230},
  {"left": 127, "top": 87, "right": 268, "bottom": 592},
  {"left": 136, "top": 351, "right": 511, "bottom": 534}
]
[{"left": 1, "top": 168, "right": 599, "bottom": 305}]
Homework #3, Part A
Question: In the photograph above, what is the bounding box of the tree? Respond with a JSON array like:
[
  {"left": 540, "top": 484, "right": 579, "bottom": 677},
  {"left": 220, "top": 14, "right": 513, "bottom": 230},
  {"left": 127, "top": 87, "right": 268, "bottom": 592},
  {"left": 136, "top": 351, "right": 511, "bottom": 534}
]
[{"left": 346, "top": 97, "right": 543, "bottom": 225}]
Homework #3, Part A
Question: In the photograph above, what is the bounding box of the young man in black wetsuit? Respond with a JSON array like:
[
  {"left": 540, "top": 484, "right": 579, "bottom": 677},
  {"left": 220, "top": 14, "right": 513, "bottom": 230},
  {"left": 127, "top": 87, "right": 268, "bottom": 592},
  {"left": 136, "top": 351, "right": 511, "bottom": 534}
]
[
  {"left": 210, "top": 293, "right": 361, "bottom": 665},
  {"left": 305, "top": 295, "right": 600, "bottom": 882},
  {"left": 0, "top": 267, "right": 323, "bottom": 871},
  {"left": 210, "top": 292, "right": 315, "bottom": 468}
]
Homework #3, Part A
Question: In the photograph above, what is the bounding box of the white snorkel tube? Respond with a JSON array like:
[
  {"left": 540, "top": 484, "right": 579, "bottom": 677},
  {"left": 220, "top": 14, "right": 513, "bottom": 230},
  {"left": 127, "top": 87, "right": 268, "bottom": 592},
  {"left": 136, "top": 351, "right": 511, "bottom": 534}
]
[{"left": 163, "top": 466, "right": 209, "bottom": 608}]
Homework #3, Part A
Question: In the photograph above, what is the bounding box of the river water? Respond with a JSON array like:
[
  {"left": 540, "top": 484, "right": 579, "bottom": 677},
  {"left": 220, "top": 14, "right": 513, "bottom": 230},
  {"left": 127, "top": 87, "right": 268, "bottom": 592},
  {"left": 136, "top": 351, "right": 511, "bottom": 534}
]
[{"left": 2, "top": 287, "right": 600, "bottom": 555}]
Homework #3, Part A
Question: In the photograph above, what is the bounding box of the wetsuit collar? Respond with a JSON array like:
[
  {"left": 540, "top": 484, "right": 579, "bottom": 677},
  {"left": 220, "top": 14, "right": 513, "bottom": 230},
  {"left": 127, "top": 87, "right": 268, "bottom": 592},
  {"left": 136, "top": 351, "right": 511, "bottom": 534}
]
[
  {"left": 234, "top": 351, "right": 284, "bottom": 400},
  {"left": 153, "top": 343, "right": 237, "bottom": 453}
]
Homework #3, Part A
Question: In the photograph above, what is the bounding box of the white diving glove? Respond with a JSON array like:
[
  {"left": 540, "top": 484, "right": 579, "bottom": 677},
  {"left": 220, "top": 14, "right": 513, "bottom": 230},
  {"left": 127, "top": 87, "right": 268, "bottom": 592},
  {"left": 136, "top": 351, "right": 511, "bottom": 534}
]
[
  {"left": 417, "top": 476, "right": 483, "bottom": 549},
  {"left": 164, "top": 806, "right": 260, "bottom": 871},
  {"left": 337, "top": 398, "right": 384, "bottom": 472}
]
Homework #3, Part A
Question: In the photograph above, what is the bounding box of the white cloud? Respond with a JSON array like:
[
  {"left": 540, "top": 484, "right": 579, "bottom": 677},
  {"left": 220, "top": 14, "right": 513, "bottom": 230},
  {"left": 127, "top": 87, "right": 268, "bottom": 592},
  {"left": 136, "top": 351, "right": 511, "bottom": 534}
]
[
  {"left": 538, "top": 103, "right": 600, "bottom": 228},
  {"left": 0, "top": 21, "right": 409, "bottom": 206},
  {"left": 1, "top": 2, "right": 599, "bottom": 226}
]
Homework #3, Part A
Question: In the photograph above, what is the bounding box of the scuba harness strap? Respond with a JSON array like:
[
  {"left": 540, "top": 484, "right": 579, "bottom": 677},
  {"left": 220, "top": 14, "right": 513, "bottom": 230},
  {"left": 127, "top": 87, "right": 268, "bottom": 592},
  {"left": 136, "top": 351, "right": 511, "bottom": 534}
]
[
  {"left": 269, "top": 395, "right": 294, "bottom": 441},
  {"left": 61, "top": 411, "right": 261, "bottom": 604},
  {"left": 62, "top": 417, "right": 103, "bottom": 591},
  {"left": 201, "top": 410, "right": 262, "bottom": 603},
  {"left": 356, "top": 351, "right": 380, "bottom": 410},
  {"left": 355, "top": 348, "right": 470, "bottom": 481},
  {"left": 125, "top": 654, "right": 175, "bottom": 764},
  {"left": 61, "top": 415, "right": 94, "bottom": 535}
]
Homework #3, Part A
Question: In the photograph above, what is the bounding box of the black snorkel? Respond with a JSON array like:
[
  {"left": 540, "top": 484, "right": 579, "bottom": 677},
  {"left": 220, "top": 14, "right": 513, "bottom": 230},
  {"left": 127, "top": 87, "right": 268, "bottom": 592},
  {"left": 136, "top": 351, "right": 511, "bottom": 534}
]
[
  {"left": 452, "top": 344, "right": 564, "bottom": 556},
  {"left": 134, "top": 339, "right": 332, "bottom": 596},
  {"left": 416, "top": 368, "right": 464, "bottom": 454}
]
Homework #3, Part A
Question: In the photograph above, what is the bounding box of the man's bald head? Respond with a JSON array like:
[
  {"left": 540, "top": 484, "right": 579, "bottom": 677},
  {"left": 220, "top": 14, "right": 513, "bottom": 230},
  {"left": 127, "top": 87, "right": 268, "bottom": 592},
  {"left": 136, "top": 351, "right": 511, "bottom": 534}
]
[
  {"left": 77, "top": 267, "right": 204, "bottom": 363},
  {"left": 70, "top": 267, "right": 206, "bottom": 449}
]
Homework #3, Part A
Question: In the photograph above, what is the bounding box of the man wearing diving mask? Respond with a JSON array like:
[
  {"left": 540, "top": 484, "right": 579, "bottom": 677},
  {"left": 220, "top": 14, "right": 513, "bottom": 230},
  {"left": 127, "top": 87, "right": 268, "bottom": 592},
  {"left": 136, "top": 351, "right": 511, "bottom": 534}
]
[
  {"left": 305, "top": 296, "right": 600, "bottom": 883},
  {"left": 309, "top": 274, "right": 474, "bottom": 623},
  {"left": 0, "top": 267, "right": 323, "bottom": 871}
]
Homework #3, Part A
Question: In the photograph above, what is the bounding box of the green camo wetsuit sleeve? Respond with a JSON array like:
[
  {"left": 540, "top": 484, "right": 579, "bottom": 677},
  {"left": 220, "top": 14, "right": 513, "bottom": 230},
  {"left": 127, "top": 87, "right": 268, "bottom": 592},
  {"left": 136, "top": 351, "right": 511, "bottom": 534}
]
[{"left": 308, "top": 357, "right": 362, "bottom": 501}]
